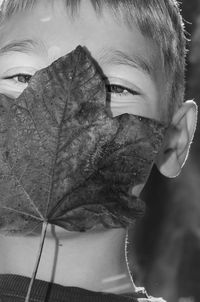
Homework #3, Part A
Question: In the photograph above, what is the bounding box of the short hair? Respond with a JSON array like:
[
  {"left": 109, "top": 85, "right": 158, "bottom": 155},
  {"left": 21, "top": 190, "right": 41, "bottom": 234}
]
[{"left": 0, "top": 0, "right": 186, "bottom": 121}]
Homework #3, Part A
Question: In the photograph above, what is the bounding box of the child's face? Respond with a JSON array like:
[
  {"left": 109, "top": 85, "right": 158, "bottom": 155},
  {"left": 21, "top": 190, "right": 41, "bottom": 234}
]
[
  {"left": 0, "top": 0, "right": 197, "bottom": 234},
  {"left": 0, "top": 0, "right": 164, "bottom": 122}
]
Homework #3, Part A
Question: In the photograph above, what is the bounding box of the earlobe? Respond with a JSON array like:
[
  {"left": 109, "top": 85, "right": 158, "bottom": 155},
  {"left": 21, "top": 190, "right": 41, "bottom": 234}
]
[{"left": 156, "top": 100, "right": 198, "bottom": 178}]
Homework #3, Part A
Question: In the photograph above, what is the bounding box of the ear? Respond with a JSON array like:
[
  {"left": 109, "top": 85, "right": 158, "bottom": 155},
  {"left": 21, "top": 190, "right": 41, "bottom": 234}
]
[{"left": 156, "top": 100, "right": 198, "bottom": 178}]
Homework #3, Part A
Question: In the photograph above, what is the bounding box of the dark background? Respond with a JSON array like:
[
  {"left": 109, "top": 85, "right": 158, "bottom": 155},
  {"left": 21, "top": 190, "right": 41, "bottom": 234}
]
[{"left": 129, "top": 1, "right": 200, "bottom": 302}]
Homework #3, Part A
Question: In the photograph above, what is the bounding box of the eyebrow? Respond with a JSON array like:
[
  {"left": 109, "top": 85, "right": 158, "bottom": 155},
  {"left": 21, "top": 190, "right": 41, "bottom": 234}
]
[
  {"left": 0, "top": 39, "right": 45, "bottom": 55},
  {"left": 97, "top": 47, "right": 155, "bottom": 77},
  {"left": 0, "top": 40, "right": 155, "bottom": 77}
]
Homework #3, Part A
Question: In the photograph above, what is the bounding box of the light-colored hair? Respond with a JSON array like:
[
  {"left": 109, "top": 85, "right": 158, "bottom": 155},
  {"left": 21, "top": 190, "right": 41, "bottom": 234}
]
[{"left": 0, "top": 0, "right": 186, "bottom": 121}]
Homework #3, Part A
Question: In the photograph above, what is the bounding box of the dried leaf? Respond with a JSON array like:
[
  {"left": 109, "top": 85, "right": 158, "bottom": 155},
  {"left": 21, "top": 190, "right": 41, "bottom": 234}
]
[{"left": 0, "top": 46, "right": 166, "bottom": 235}]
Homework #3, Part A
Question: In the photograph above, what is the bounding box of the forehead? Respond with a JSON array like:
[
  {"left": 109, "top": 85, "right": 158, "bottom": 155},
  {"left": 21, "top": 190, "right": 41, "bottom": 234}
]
[
  {"left": 0, "top": 1, "right": 159, "bottom": 65},
  {"left": 0, "top": 0, "right": 165, "bottom": 119}
]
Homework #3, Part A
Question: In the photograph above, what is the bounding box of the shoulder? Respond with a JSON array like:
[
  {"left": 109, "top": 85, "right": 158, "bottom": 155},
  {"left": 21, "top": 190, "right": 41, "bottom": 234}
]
[
  {"left": 124, "top": 287, "right": 167, "bottom": 302},
  {"left": 138, "top": 298, "right": 166, "bottom": 302}
]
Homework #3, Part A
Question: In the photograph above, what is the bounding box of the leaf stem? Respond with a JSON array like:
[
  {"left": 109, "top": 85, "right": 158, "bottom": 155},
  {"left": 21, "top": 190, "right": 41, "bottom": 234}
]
[{"left": 25, "top": 221, "right": 48, "bottom": 302}]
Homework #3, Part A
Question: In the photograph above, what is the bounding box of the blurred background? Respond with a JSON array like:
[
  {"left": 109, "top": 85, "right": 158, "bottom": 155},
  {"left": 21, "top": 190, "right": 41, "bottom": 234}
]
[{"left": 129, "top": 1, "right": 200, "bottom": 301}]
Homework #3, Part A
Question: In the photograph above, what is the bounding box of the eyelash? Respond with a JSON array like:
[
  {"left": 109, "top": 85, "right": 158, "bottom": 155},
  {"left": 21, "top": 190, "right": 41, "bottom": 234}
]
[
  {"left": 4, "top": 73, "right": 32, "bottom": 84},
  {"left": 106, "top": 84, "right": 139, "bottom": 96}
]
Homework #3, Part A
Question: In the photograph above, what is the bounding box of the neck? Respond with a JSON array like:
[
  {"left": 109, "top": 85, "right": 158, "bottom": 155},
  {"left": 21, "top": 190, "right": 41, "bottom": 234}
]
[{"left": 0, "top": 225, "right": 136, "bottom": 294}]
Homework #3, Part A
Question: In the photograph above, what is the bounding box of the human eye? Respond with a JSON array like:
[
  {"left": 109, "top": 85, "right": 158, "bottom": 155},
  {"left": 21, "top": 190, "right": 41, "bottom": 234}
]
[
  {"left": 0, "top": 52, "right": 43, "bottom": 98},
  {"left": 105, "top": 76, "right": 141, "bottom": 101},
  {"left": 106, "top": 83, "right": 139, "bottom": 98},
  {"left": 104, "top": 77, "right": 148, "bottom": 117},
  {"left": 4, "top": 73, "right": 32, "bottom": 84},
  {"left": 0, "top": 68, "right": 36, "bottom": 99}
]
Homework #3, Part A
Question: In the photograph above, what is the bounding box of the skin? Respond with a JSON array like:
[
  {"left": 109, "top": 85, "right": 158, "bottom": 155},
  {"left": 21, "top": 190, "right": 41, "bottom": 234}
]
[{"left": 0, "top": 0, "right": 197, "bottom": 295}]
